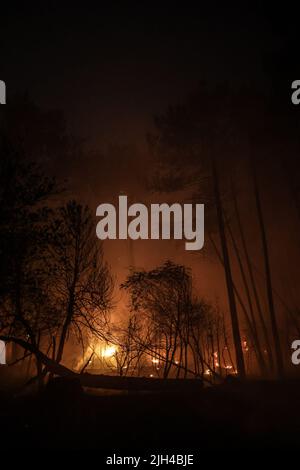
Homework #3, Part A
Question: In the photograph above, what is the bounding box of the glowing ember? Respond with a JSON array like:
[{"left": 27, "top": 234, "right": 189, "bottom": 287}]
[
  {"left": 101, "top": 345, "right": 117, "bottom": 358},
  {"left": 151, "top": 358, "right": 159, "bottom": 364}
]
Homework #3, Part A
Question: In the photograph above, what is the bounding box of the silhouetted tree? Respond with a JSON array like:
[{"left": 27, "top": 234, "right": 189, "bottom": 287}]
[
  {"left": 122, "top": 260, "right": 223, "bottom": 380},
  {"left": 122, "top": 261, "right": 192, "bottom": 378},
  {"left": 0, "top": 139, "right": 58, "bottom": 385},
  {"left": 149, "top": 86, "right": 246, "bottom": 378},
  {"left": 49, "top": 201, "right": 114, "bottom": 366}
]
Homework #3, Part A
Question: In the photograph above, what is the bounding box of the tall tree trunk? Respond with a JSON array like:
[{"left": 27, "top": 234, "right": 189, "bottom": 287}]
[
  {"left": 231, "top": 181, "right": 274, "bottom": 372},
  {"left": 55, "top": 304, "right": 73, "bottom": 365},
  {"left": 226, "top": 220, "right": 267, "bottom": 375},
  {"left": 211, "top": 156, "right": 246, "bottom": 378},
  {"left": 251, "top": 158, "right": 284, "bottom": 379},
  {"left": 56, "top": 260, "right": 78, "bottom": 364}
]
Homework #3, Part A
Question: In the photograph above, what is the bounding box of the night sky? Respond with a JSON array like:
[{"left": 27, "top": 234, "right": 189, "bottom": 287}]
[{"left": 1, "top": 3, "right": 296, "bottom": 146}]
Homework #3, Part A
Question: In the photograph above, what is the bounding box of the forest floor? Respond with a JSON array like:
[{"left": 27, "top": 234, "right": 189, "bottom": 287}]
[{"left": 0, "top": 378, "right": 300, "bottom": 452}]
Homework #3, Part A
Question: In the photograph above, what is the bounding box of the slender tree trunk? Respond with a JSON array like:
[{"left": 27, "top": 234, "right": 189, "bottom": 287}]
[
  {"left": 251, "top": 158, "right": 284, "bottom": 379},
  {"left": 55, "top": 315, "right": 71, "bottom": 364},
  {"left": 183, "top": 341, "right": 188, "bottom": 378},
  {"left": 55, "top": 277, "right": 77, "bottom": 364},
  {"left": 216, "top": 329, "right": 222, "bottom": 377},
  {"left": 226, "top": 220, "right": 267, "bottom": 375},
  {"left": 211, "top": 156, "right": 245, "bottom": 378},
  {"left": 231, "top": 180, "right": 274, "bottom": 372},
  {"left": 176, "top": 343, "right": 183, "bottom": 378}
]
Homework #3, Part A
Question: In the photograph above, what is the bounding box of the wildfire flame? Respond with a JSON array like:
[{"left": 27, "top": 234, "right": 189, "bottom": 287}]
[
  {"left": 151, "top": 358, "right": 159, "bottom": 364},
  {"left": 101, "top": 345, "right": 117, "bottom": 358}
]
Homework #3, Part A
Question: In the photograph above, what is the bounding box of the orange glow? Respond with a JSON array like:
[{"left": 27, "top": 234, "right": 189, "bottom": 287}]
[{"left": 101, "top": 345, "right": 117, "bottom": 358}]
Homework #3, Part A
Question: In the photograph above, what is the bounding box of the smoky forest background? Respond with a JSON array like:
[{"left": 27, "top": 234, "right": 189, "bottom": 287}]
[{"left": 1, "top": 3, "right": 300, "bottom": 452}]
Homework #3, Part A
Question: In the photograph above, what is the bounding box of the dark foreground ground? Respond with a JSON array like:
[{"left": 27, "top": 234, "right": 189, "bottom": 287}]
[{"left": 0, "top": 378, "right": 300, "bottom": 454}]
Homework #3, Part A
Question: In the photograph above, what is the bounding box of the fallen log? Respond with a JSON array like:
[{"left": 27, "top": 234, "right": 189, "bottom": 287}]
[
  {"left": 80, "top": 373, "right": 203, "bottom": 392},
  {"left": 0, "top": 336, "right": 203, "bottom": 392}
]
